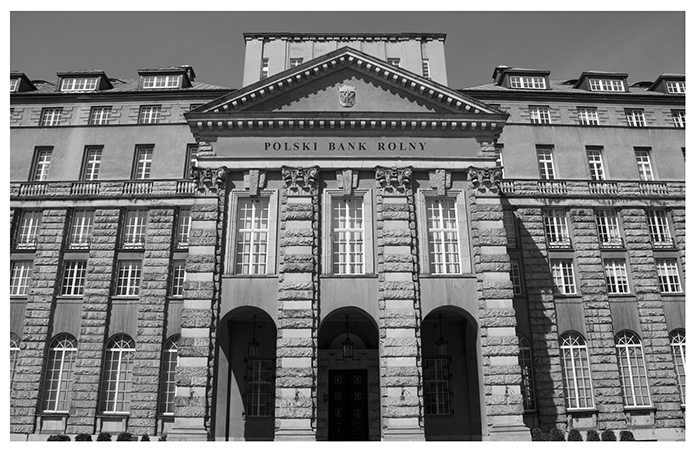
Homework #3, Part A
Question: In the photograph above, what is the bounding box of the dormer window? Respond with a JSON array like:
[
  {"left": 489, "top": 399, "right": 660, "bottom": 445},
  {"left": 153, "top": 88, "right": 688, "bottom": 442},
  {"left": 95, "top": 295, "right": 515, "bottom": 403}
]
[
  {"left": 509, "top": 76, "right": 546, "bottom": 89},
  {"left": 666, "top": 81, "right": 685, "bottom": 94},
  {"left": 60, "top": 77, "right": 98, "bottom": 92},
  {"left": 589, "top": 79, "right": 625, "bottom": 92},
  {"left": 388, "top": 58, "right": 401, "bottom": 67},
  {"left": 142, "top": 75, "right": 180, "bottom": 89},
  {"left": 10, "top": 78, "right": 19, "bottom": 92},
  {"left": 289, "top": 58, "right": 304, "bottom": 68}
]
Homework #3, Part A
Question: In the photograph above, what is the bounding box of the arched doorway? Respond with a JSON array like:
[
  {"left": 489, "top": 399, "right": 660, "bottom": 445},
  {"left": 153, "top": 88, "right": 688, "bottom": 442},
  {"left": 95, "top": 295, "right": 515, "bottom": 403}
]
[
  {"left": 421, "top": 307, "right": 482, "bottom": 440},
  {"left": 214, "top": 307, "right": 276, "bottom": 441},
  {"left": 317, "top": 307, "right": 380, "bottom": 441}
]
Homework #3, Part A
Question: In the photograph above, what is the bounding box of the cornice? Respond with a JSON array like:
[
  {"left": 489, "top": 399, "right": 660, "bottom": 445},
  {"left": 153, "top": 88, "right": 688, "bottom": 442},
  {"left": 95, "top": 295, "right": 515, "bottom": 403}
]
[
  {"left": 10, "top": 89, "right": 233, "bottom": 105},
  {"left": 460, "top": 89, "right": 686, "bottom": 106}
]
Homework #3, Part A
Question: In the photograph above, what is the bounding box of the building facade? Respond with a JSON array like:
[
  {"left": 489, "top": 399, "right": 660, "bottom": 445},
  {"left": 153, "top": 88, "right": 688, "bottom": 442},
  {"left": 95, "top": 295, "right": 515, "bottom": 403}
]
[{"left": 9, "top": 33, "right": 685, "bottom": 441}]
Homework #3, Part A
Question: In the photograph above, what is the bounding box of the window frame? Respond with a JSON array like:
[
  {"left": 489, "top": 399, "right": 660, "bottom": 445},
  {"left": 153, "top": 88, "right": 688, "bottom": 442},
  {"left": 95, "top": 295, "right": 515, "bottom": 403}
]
[
  {"left": 672, "top": 110, "right": 685, "bottom": 128},
  {"left": 40, "top": 108, "right": 63, "bottom": 126},
  {"left": 589, "top": 79, "right": 625, "bottom": 92},
  {"left": 10, "top": 260, "right": 34, "bottom": 297},
  {"left": 543, "top": 209, "right": 571, "bottom": 248},
  {"left": 550, "top": 258, "right": 577, "bottom": 295},
  {"left": 41, "top": 334, "right": 78, "bottom": 413},
  {"left": 30, "top": 147, "right": 53, "bottom": 182},
  {"left": 560, "top": 332, "right": 595, "bottom": 410},
  {"left": 603, "top": 258, "right": 631, "bottom": 294},
  {"left": 586, "top": 147, "right": 606, "bottom": 181},
  {"left": 594, "top": 209, "right": 623, "bottom": 248},
  {"left": 529, "top": 106, "right": 551, "bottom": 124},
  {"left": 15, "top": 210, "right": 42, "bottom": 249},
  {"left": 646, "top": 209, "right": 674, "bottom": 248},
  {"left": 159, "top": 336, "right": 179, "bottom": 415},
  {"left": 422, "top": 59, "right": 431, "bottom": 79},
  {"left": 536, "top": 146, "right": 556, "bottom": 180},
  {"left": 132, "top": 146, "right": 154, "bottom": 180},
  {"left": 100, "top": 334, "right": 135, "bottom": 414},
  {"left": 289, "top": 57, "right": 304, "bottom": 68},
  {"left": 89, "top": 106, "right": 112, "bottom": 126},
  {"left": 509, "top": 75, "right": 547, "bottom": 89},
  {"left": 226, "top": 191, "right": 279, "bottom": 275},
  {"left": 60, "top": 77, "right": 98, "bottom": 92},
  {"left": 260, "top": 58, "right": 269, "bottom": 80},
  {"left": 510, "top": 257, "right": 523, "bottom": 295},
  {"left": 670, "top": 329, "right": 686, "bottom": 406},
  {"left": 142, "top": 74, "right": 180, "bottom": 89},
  {"left": 10, "top": 77, "right": 19, "bottom": 92},
  {"left": 81, "top": 146, "right": 103, "bottom": 181},
  {"left": 115, "top": 260, "right": 142, "bottom": 297},
  {"left": 138, "top": 105, "right": 161, "bottom": 124},
  {"left": 10, "top": 334, "right": 20, "bottom": 389},
  {"left": 422, "top": 357, "right": 452, "bottom": 415},
  {"left": 615, "top": 331, "right": 652, "bottom": 408},
  {"left": 387, "top": 58, "right": 401, "bottom": 67},
  {"left": 503, "top": 208, "right": 518, "bottom": 248},
  {"left": 655, "top": 258, "right": 683, "bottom": 294},
  {"left": 170, "top": 259, "right": 186, "bottom": 297},
  {"left": 175, "top": 207, "right": 191, "bottom": 250},
  {"left": 184, "top": 144, "right": 198, "bottom": 178},
  {"left": 634, "top": 148, "right": 654, "bottom": 181},
  {"left": 666, "top": 81, "right": 685, "bottom": 94},
  {"left": 245, "top": 358, "right": 275, "bottom": 417},
  {"left": 60, "top": 260, "right": 87, "bottom": 297},
  {"left": 121, "top": 209, "right": 148, "bottom": 249},
  {"left": 67, "top": 209, "right": 94, "bottom": 250},
  {"left": 577, "top": 107, "right": 600, "bottom": 126},
  {"left": 518, "top": 334, "right": 537, "bottom": 412},
  {"left": 626, "top": 108, "right": 647, "bottom": 127}
]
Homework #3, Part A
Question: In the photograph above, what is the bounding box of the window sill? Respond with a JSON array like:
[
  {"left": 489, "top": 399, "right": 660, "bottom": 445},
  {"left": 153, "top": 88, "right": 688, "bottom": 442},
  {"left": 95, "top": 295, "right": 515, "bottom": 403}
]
[
  {"left": 419, "top": 273, "right": 476, "bottom": 279},
  {"left": 566, "top": 408, "right": 598, "bottom": 415},
  {"left": 660, "top": 293, "right": 685, "bottom": 298},
  {"left": 624, "top": 405, "right": 655, "bottom": 413},
  {"left": 223, "top": 274, "right": 278, "bottom": 279},
  {"left": 320, "top": 274, "right": 378, "bottom": 279}
]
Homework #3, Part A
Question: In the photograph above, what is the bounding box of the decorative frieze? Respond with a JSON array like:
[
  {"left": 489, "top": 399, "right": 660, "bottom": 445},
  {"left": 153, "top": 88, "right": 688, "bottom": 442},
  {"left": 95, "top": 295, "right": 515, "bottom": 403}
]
[
  {"left": 428, "top": 169, "right": 452, "bottom": 196},
  {"left": 243, "top": 169, "right": 267, "bottom": 196},
  {"left": 190, "top": 166, "right": 228, "bottom": 194},
  {"left": 335, "top": 169, "right": 359, "bottom": 195}
]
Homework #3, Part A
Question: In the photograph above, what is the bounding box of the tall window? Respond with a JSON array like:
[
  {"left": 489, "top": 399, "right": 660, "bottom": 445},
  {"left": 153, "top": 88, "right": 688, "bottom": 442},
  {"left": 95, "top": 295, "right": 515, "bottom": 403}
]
[
  {"left": 81, "top": 147, "right": 102, "bottom": 181},
  {"left": 518, "top": 335, "right": 536, "bottom": 411},
  {"left": 670, "top": 329, "right": 686, "bottom": 405},
  {"left": 560, "top": 332, "right": 594, "bottom": 409},
  {"left": 510, "top": 76, "right": 546, "bottom": 89},
  {"left": 529, "top": 106, "right": 551, "bottom": 124},
  {"left": 646, "top": 210, "right": 673, "bottom": 248},
  {"left": 387, "top": 58, "right": 401, "bottom": 67},
  {"left": 10, "top": 261, "right": 33, "bottom": 296},
  {"left": 672, "top": 110, "right": 685, "bottom": 128},
  {"left": 15, "top": 210, "right": 42, "bottom": 249},
  {"left": 595, "top": 210, "right": 622, "bottom": 247},
  {"left": 536, "top": 147, "right": 555, "bottom": 179},
  {"left": 122, "top": 209, "right": 148, "bottom": 248},
  {"left": 41, "top": 334, "right": 77, "bottom": 412},
  {"left": 510, "top": 258, "right": 523, "bottom": 295},
  {"left": 422, "top": 59, "right": 431, "bottom": 79},
  {"left": 615, "top": 331, "right": 651, "bottom": 407},
  {"left": 235, "top": 198, "right": 270, "bottom": 275},
  {"left": 31, "top": 148, "right": 52, "bottom": 181},
  {"left": 133, "top": 146, "right": 153, "bottom": 179},
  {"left": 289, "top": 57, "right": 304, "bottom": 68},
  {"left": 260, "top": 58, "right": 269, "bottom": 80},
  {"left": 656, "top": 259, "right": 682, "bottom": 293},
  {"left": 116, "top": 261, "right": 142, "bottom": 296},
  {"left": 494, "top": 144, "right": 504, "bottom": 174},
  {"left": 423, "top": 357, "right": 451, "bottom": 415},
  {"left": 100, "top": 335, "right": 135, "bottom": 413},
  {"left": 10, "top": 334, "right": 20, "bottom": 389},
  {"left": 543, "top": 209, "right": 570, "bottom": 247},
  {"left": 10, "top": 78, "right": 19, "bottom": 92},
  {"left": 578, "top": 107, "right": 599, "bottom": 125},
  {"left": 589, "top": 79, "right": 624, "bottom": 92},
  {"left": 551, "top": 259, "right": 576, "bottom": 294},
  {"left": 159, "top": 336, "right": 179, "bottom": 414},
  {"left": 40, "top": 108, "right": 62, "bottom": 126},
  {"left": 426, "top": 198, "right": 460, "bottom": 274},
  {"left": 89, "top": 106, "right": 112, "bottom": 125},
  {"left": 332, "top": 197, "right": 365, "bottom": 275},
  {"left": 666, "top": 81, "right": 685, "bottom": 94},
  {"left": 184, "top": 144, "right": 198, "bottom": 178},
  {"left": 604, "top": 259, "right": 630, "bottom": 294},
  {"left": 138, "top": 105, "right": 161, "bottom": 124},
  {"left": 142, "top": 75, "right": 180, "bottom": 89},
  {"left": 246, "top": 358, "right": 274, "bottom": 417},
  {"left": 60, "top": 77, "right": 98, "bottom": 92},
  {"left": 626, "top": 109, "right": 647, "bottom": 127},
  {"left": 68, "top": 210, "right": 94, "bottom": 249},
  {"left": 503, "top": 208, "right": 517, "bottom": 247},
  {"left": 635, "top": 149, "right": 654, "bottom": 181},
  {"left": 170, "top": 261, "right": 186, "bottom": 297},
  {"left": 175, "top": 208, "right": 191, "bottom": 249},
  {"left": 586, "top": 147, "right": 605, "bottom": 180},
  {"left": 61, "top": 261, "right": 87, "bottom": 296}
]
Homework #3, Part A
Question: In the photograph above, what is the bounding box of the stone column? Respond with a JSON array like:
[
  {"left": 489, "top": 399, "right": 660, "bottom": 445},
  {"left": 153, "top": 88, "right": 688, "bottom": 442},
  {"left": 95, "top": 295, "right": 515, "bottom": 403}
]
[
  {"left": 374, "top": 166, "right": 425, "bottom": 441},
  {"left": 274, "top": 166, "right": 320, "bottom": 440},
  {"left": 11, "top": 209, "right": 67, "bottom": 435},
  {"left": 467, "top": 166, "right": 531, "bottom": 441}
]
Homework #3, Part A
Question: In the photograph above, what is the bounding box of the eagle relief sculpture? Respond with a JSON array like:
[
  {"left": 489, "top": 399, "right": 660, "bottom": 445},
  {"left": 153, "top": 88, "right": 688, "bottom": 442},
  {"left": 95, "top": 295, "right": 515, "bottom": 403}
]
[{"left": 338, "top": 84, "right": 356, "bottom": 108}]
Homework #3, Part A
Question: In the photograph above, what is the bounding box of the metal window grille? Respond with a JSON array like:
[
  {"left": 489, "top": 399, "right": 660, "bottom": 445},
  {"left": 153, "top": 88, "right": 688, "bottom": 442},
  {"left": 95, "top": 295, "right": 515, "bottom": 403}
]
[
  {"left": 142, "top": 75, "right": 179, "bottom": 89},
  {"left": 176, "top": 208, "right": 191, "bottom": 249},
  {"left": 134, "top": 147, "right": 153, "bottom": 179},
  {"left": 595, "top": 210, "right": 622, "bottom": 247},
  {"left": 656, "top": 259, "right": 682, "bottom": 293},
  {"left": 171, "top": 262, "right": 186, "bottom": 297},
  {"left": 82, "top": 147, "right": 102, "bottom": 181},
  {"left": 138, "top": 105, "right": 161, "bottom": 124},
  {"left": 503, "top": 208, "right": 517, "bottom": 247},
  {"left": 647, "top": 210, "right": 673, "bottom": 247},
  {"left": 544, "top": 210, "right": 570, "bottom": 247},
  {"left": 100, "top": 335, "right": 135, "bottom": 413},
  {"left": 560, "top": 332, "right": 594, "bottom": 409},
  {"left": 332, "top": 197, "right": 365, "bottom": 275},
  {"left": 537, "top": 147, "right": 555, "bottom": 179},
  {"left": 518, "top": 335, "right": 536, "bottom": 411},
  {"left": 89, "top": 106, "right": 112, "bottom": 125},
  {"left": 670, "top": 329, "right": 686, "bottom": 405},
  {"left": 245, "top": 359, "right": 274, "bottom": 417},
  {"left": 635, "top": 150, "right": 654, "bottom": 181},
  {"left": 41, "top": 334, "right": 77, "bottom": 412},
  {"left": 578, "top": 107, "right": 599, "bottom": 125},
  {"left": 16, "top": 210, "right": 42, "bottom": 248},
  {"left": 10, "top": 261, "right": 33, "bottom": 296},
  {"left": 235, "top": 198, "right": 270, "bottom": 275},
  {"left": 626, "top": 109, "right": 647, "bottom": 127},
  {"left": 69, "top": 210, "right": 94, "bottom": 249},
  {"left": 510, "top": 259, "right": 523, "bottom": 295},
  {"left": 510, "top": 76, "right": 546, "bottom": 89},
  {"left": 60, "top": 78, "right": 98, "bottom": 91},
  {"left": 160, "top": 337, "right": 179, "bottom": 414},
  {"left": 586, "top": 148, "right": 605, "bottom": 180},
  {"left": 116, "top": 261, "right": 142, "bottom": 296},
  {"left": 590, "top": 79, "right": 624, "bottom": 91},
  {"left": 672, "top": 111, "right": 685, "bottom": 128},
  {"left": 423, "top": 357, "right": 451, "bottom": 415},
  {"left": 604, "top": 259, "right": 630, "bottom": 294},
  {"left": 61, "top": 261, "right": 87, "bottom": 296},
  {"left": 122, "top": 209, "right": 147, "bottom": 248},
  {"left": 40, "top": 108, "right": 62, "bottom": 126},
  {"left": 426, "top": 197, "right": 460, "bottom": 274},
  {"left": 615, "top": 332, "right": 652, "bottom": 407},
  {"left": 529, "top": 106, "right": 551, "bottom": 124},
  {"left": 33, "top": 148, "right": 52, "bottom": 181},
  {"left": 551, "top": 259, "right": 576, "bottom": 294},
  {"left": 666, "top": 81, "right": 686, "bottom": 94}
]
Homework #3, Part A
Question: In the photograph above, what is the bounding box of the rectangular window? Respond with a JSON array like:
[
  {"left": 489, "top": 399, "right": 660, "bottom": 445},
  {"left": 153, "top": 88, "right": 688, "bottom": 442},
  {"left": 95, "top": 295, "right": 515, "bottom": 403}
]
[
  {"left": 176, "top": 208, "right": 191, "bottom": 249},
  {"left": 133, "top": 146, "right": 153, "bottom": 180},
  {"left": 590, "top": 79, "right": 624, "bottom": 92},
  {"left": 586, "top": 147, "right": 606, "bottom": 180},
  {"left": 332, "top": 197, "right": 365, "bottom": 275},
  {"left": 529, "top": 106, "right": 551, "bottom": 124},
  {"left": 15, "top": 210, "right": 42, "bottom": 249},
  {"left": 89, "top": 106, "right": 112, "bottom": 125},
  {"left": 595, "top": 210, "right": 622, "bottom": 248},
  {"left": 503, "top": 208, "right": 517, "bottom": 247},
  {"left": 656, "top": 259, "right": 682, "bottom": 293},
  {"left": 289, "top": 57, "right": 304, "bottom": 68},
  {"left": 68, "top": 210, "right": 94, "bottom": 249},
  {"left": 31, "top": 147, "right": 52, "bottom": 181},
  {"left": 510, "top": 259, "right": 523, "bottom": 295},
  {"left": 116, "top": 261, "right": 142, "bottom": 296},
  {"left": 494, "top": 144, "right": 504, "bottom": 174},
  {"left": 578, "top": 107, "right": 599, "bottom": 125},
  {"left": 138, "top": 105, "right": 161, "bottom": 124},
  {"left": 422, "top": 59, "right": 431, "bottom": 79},
  {"left": 10, "top": 261, "right": 33, "bottom": 296},
  {"left": 387, "top": 58, "right": 401, "bottom": 67},
  {"left": 60, "top": 77, "right": 98, "bottom": 92},
  {"left": 604, "top": 259, "right": 630, "bottom": 294},
  {"left": 40, "top": 108, "right": 62, "bottom": 126},
  {"left": 184, "top": 144, "right": 198, "bottom": 178},
  {"left": 544, "top": 210, "right": 570, "bottom": 248},
  {"left": 171, "top": 261, "right": 186, "bottom": 297},
  {"left": 537, "top": 147, "right": 556, "bottom": 179},
  {"left": 61, "top": 261, "right": 87, "bottom": 296},
  {"left": 635, "top": 149, "right": 654, "bottom": 181},
  {"left": 10, "top": 78, "right": 19, "bottom": 92},
  {"left": 142, "top": 75, "right": 180, "bottom": 89},
  {"left": 626, "top": 109, "right": 647, "bottom": 127},
  {"left": 647, "top": 210, "right": 673, "bottom": 248},
  {"left": 260, "top": 58, "right": 269, "bottom": 80},
  {"left": 666, "top": 81, "right": 685, "bottom": 94},
  {"left": 551, "top": 259, "right": 577, "bottom": 294},
  {"left": 426, "top": 197, "right": 461, "bottom": 274},
  {"left": 423, "top": 358, "right": 451, "bottom": 415},
  {"left": 510, "top": 76, "right": 546, "bottom": 89},
  {"left": 235, "top": 198, "right": 270, "bottom": 275},
  {"left": 81, "top": 147, "right": 102, "bottom": 181},
  {"left": 672, "top": 110, "right": 685, "bottom": 128},
  {"left": 122, "top": 209, "right": 148, "bottom": 248},
  {"left": 245, "top": 359, "right": 274, "bottom": 417}
]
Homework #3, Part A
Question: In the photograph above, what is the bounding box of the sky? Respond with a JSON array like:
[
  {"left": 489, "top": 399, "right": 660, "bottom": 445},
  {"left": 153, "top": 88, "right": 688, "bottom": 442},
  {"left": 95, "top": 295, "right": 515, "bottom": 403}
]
[{"left": 9, "top": 11, "right": 685, "bottom": 90}]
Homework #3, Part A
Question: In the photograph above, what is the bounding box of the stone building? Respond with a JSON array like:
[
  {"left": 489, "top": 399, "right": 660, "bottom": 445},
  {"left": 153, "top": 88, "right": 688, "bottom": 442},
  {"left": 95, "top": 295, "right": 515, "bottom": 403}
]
[{"left": 9, "top": 33, "right": 685, "bottom": 441}]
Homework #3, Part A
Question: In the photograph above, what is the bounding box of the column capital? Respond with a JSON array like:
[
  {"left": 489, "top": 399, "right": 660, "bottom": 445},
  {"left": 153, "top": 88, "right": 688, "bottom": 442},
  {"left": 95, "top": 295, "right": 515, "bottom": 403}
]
[
  {"left": 190, "top": 166, "right": 228, "bottom": 194},
  {"left": 375, "top": 166, "right": 413, "bottom": 196},
  {"left": 281, "top": 166, "right": 320, "bottom": 196},
  {"left": 467, "top": 166, "right": 503, "bottom": 195}
]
